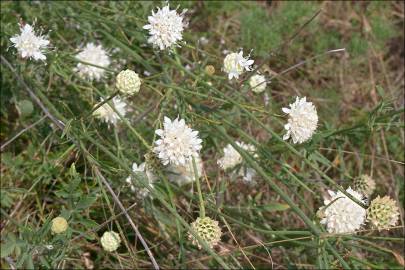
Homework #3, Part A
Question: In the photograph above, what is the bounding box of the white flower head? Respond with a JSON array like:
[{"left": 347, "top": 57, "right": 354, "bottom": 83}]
[
  {"left": 217, "top": 141, "right": 256, "bottom": 170},
  {"left": 167, "top": 155, "right": 203, "bottom": 186},
  {"left": 143, "top": 5, "right": 186, "bottom": 50},
  {"left": 154, "top": 117, "right": 202, "bottom": 166},
  {"left": 93, "top": 96, "right": 127, "bottom": 127},
  {"left": 249, "top": 74, "right": 267, "bottom": 93},
  {"left": 319, "top": 187, "right": 366, "bottom": 234},
  {"left": 116, "top": 69, "right": 141, "bottom": 96},
  {"left": 10, "top": 23, "right": 50, "bottom": 61},
  {"left": 223, "top": 50, "right": 254, "bottom": 80},
  {"left": 100, "top": 231, "right": 121, "bottom": 252},
  {"left": 240, "top": 167, "right": 257, "bottom": 184},
  {"left": 75, "top": 43, "right": 110, "bottom": 81},
  {"left": 125, "top": 162, "right": 156, "bottom": 198},
  {"left": 282, "top": 97, "right": 318, "bottom": 144}
]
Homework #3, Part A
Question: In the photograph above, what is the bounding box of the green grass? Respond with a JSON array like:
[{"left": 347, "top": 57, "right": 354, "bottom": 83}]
[{"left": 1, "top": 1, "right": 404, "bottom": 269}]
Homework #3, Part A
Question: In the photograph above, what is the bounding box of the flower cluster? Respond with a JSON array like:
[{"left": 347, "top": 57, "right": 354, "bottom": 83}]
[
  {"left": 74, "top": 43, "right": 110, "bottom": 81},
  {"left": 217, "top": 141, "right": 255, "bottom": 170},
  {"left": 10, "top": 23, "right": 50, "bottom": 61},
  {"left": 143, "top": 5, "right": 186, "bottom": 50},
  {"left": 92, "top": 97, "right": 127, "bottom": 127},
  {"left": 116, "top": 69, "right": 141, "bottom": 96},
  {"left": 51, "top": 216, "right": 68, "bottom": 234},
  {"left": 11, "top": 4, "right": 396, "bottom": 256},
  {"left": 189, "top": 217, "right": 222, "bottom": 249},
  {"left": 353, "top": 174, "right": 376, "bottom": 198},
  {"left": 367, "top": 196, "right": 399, "bottom": 230},
  {"left": 319, "top": 188, "right": 366, "bottom": 234},
  {"left": 223, "top": 51, "right": 254, "bottom": 80},
  {"left": 249, "top": 74, "right": 267, "bottom": 93},
  {"left": 100, "top": 231, "right": 121, "bottom": 252},
  {"left": 217, "top": 142, "right": 257, "bottom": 183},
  {"left": 282, "top": 97, "right": 318, "bottom": 144},
  {"left": 167, "top": 155, "right": 204, "bottom": 186},
  {"left": 154, "top": 117, "right": 202, "bottom": 166},
  {"left": 125, "top": 162, "right": 156, "bottom": 199}
]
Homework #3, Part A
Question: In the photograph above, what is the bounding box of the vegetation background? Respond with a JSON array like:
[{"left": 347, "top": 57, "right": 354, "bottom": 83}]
[{"left": 1, "top": 1, "right": 404, "bottom": 269}]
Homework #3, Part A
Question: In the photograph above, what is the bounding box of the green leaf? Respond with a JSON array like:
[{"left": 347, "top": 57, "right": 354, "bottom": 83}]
[
  {"left": 0, "top": 241, "right": 15, "bottom": 258},
  {"left": 16, "top": 99, "right": 34, "bottom": 118},
  {"left": 61, "top": 119, "right": 73, "bottom": 139},
  {"left": 78, "top": 218, "right": 99, "bottom": 229},
  {"left": 25, "top": 255, "right": 34, "bottom": 269},
  {"left": 258, "top": 203, "right": 291, "bottom": 212},
  {"left": 76, "top": 196, "right": 97, "bottom": 210}
]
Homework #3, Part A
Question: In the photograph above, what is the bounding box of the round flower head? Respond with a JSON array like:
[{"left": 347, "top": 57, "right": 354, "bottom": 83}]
[
  {"left": 100, "top": 231, "right": 121, "bottom": 252},
  {"left": 75, "top": 43, "right": 110, "bottom": 81},
  {"left": 282, "top": 97, "right": 318, "bottom": 144},
  {"left": 239, "top": 167, "right": 257, "bottom": 184},
  {"left": 249, "top": 74, "right": 267, "bottom": 93},
  {"left": 320, "top": 187, "right": 366, "bottom": 234},
  {"left": 154, "top": 117, "right": 202, "bottom": 166},
  {"left": 188, "top": 217, "right": 221, "bottom": 249},
  {"left": 10, "top": 23, "right": 50, "bottom": 61},
  {"left": 223, "top": 51, "right": 254, "bottom": 80},
  {"left": 353, "top": 174, "right": 376, "bottom": 198},
  {"left": 167, "top": 155, "right": 203, "bottom": 186},
  {"left": 217, "top": 141, "right": 256, "bottom": 170},
  {"left": 92, "top": 96, "right": 127, "bottom": 127},
  {"left": 51, "top": 217, "right": 68, "bottom": 234},
  {"left": 205, "top": 65, "right": 215, "bottom": 76},
  {"left": 125, "top": 162, "right": 156, "bottom": 198},
  {"left": 116, "top": 69, "right": 141, "bottom": 96},
  {"left": 367, "top": 196, "right": 399, "bottom": 230},
  {"left": 143, "top": 5, "right": 186, "bottom": 50}
]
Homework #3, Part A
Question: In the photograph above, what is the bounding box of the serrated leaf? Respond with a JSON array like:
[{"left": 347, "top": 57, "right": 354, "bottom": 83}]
[
  {"left": 0, "top": 241, "right": 15, "bottom": 258},
  {"left": 25, "top": 255, "right": 34, "bottom": 269},
  {"left": 78, "top": 218, "right": 99, "bottom": 229},
  {"left": 76, "top": 196, "right": 97, "bottom": 210}
]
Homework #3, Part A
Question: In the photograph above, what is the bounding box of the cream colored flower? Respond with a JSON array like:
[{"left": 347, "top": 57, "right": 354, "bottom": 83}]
[
  {"left": 167, "top": 155, "right": 203, "bottom": 185},
  {"left": 249, "top": 74, "right": 267, "bottom": 93},
  {"left": 367, "top": 196, "right": 399, "bottom": 230},
  {"left": 217, "top": 141, "right": 256, "bottom": 170},
  {"left": 125, "top": 162, "right": 156, "bottom": 198},
  {"left": 353, "top": 174, "right": 376, "bottom": 198},
  {"left": 189, "top": 217, "right": 221, "bottom": 249},
  {"left": 93, "top": 96, "right": 127, "bottom": 127},
  {"left": 223, "top": 51, "right": 254, "bottom": 80},
  {"left": 75, "top": 43, "right": 110, "bottom": 81},
  {"left": 320, "top": 188, "right": 366, "bottom": 233},
  {"left": 100, "top": 231, "right": 121, "bottom": 252},
  {"left": 116, "top": 69, "right": 141, "bottom": 96},
  {"left": 10, "top": 23, "right": 49, "bottom": 61},
  {"left": 51, "top": 217, "right": 68, "bottom": 234},
  {"left": 143, "top": 5, "right": 186, "bottom": 50},
  {"left": 154, "top": 117, "right": 202, "bottom": 166},
  {"left": 282, "top": 97, "right": 318, "bottom": 144}
]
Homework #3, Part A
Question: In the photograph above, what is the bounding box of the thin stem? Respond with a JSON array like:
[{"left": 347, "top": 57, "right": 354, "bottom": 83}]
[{"left": 192, "top": 156, "right": 205, "bottom": 218}]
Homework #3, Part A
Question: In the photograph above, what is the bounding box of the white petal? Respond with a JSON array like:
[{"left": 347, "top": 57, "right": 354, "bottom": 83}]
[{"left": 282, "top": 108, "right": 290, "bottom": 114}]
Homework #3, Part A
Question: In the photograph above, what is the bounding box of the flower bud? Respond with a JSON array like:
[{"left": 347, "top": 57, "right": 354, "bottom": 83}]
[
  {"left": 353, "top": 174, "right": 376, "bottom": 197},
  {"left": 51, "top": 217, "right": 68, "bottom": 234},
  {"left": 367, "top": 196, "right": 399, "bottom": 230},
  {"left": 249, "top": 74, "right": 267, "bottom": 93},
  {"left": 116, "top": 69, "right": 141, "bottom": 95},
  {"left": 188, "top": 217, "right": 221, "bottom": 249},
  {"left": 101, "top": 231, "right": 121, "bottom": 252},
  {"left": 205, "top": 65, "right": 215, "bottom": 76}
]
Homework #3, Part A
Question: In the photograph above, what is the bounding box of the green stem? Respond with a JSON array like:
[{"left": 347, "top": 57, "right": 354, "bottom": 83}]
[{"left": 192, "top": 156, "right": 205, "bottom": 218}]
